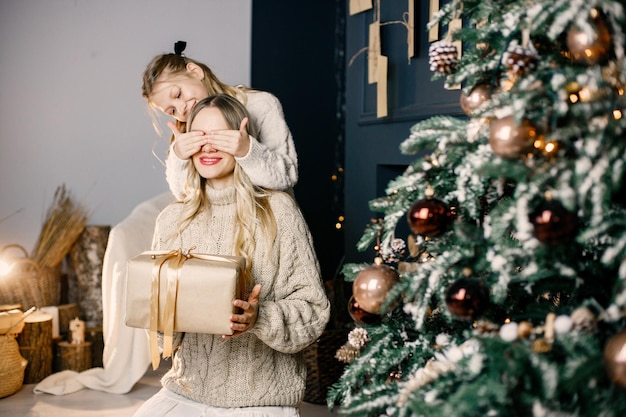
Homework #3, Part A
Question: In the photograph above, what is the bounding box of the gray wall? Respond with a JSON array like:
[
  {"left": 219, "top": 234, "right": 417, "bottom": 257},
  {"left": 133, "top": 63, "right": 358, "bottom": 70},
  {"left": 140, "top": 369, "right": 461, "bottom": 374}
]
[{"left": 0, "top": 0, "right": 251, "bottom": 250}]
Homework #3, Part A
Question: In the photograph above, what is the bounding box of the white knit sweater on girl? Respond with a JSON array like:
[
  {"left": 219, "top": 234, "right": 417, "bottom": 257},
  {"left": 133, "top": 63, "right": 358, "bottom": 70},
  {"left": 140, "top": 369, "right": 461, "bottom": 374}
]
[
  {"left": 165, "top": 91, "right": 299, "bottom": 200},
  {"left": 151, "top": 186, "right": 330, "bottom": 408}
]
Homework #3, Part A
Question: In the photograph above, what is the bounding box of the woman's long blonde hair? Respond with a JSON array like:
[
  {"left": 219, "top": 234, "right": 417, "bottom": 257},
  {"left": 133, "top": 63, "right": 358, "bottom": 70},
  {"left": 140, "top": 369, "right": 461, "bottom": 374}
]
[
  {"left": 141, "top": 52, "right": 252, "bottom": 143},
  {"left": 175, "top": 94, "right": 276, "bottom": 281}
]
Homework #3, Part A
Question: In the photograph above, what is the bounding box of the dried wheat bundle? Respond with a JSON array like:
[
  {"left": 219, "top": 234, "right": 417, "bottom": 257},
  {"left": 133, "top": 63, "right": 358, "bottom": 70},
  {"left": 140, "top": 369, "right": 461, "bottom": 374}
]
[{"left": 30, "top": 185, "right": 88, "bottom": 268}]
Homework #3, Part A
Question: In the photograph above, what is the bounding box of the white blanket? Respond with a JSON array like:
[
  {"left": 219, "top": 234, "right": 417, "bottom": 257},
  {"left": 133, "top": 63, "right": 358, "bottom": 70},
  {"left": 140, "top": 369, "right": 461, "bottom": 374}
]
[{"left": 34, "top": 192, "right": 174, "bottom": 395}]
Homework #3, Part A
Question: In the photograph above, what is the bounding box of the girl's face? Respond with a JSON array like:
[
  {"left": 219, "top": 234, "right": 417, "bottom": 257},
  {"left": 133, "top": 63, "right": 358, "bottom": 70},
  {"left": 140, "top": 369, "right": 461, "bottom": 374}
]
[
  {"left": 190, "top": 106, "right": 236, "bottom": 189},
  {"left": 149, "top": 64, "right": 209, "bottom": 122}
]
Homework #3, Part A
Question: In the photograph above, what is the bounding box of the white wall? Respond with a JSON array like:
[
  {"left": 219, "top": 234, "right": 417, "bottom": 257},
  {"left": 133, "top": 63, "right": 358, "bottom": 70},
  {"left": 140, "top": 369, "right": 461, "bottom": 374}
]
[{"left": 0, "top": 0, "right": 251, "bottom": 251}]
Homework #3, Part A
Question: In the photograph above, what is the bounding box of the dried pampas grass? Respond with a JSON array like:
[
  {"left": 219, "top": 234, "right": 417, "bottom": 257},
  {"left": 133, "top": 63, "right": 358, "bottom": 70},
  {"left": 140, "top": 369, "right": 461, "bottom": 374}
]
[{"left": 30, "top": 185, "right": 89, "bottom": 269}]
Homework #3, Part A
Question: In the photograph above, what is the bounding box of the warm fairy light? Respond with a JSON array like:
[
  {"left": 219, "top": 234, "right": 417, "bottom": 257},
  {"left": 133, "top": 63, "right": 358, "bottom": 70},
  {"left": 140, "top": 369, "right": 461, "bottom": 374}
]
[
  {"left": 544, "top": 142, "right": 556, "bottom": 153},
  {"left": 579, "top": 87, "right": 593, "bottom": 102},
  {"left": 331, "top": 174, "right": 338, "bottom": 181},
  {"left": 335, "top": 215, "right": 344, "bottom": 230},
  {"left": 569, "top": 93, "right": 579, "bottom": 103},
  {"left": 613, "top": 109, "right": 623, "bottom": 120},
  {"left": 534, "top": 138, "right": 544, "bottom": 149},
  {"left": 504, "top": 318, "right": 511, "bottom": 324},
  {"left": 0, "top": 260, "right": 12, "bottom": 276}
]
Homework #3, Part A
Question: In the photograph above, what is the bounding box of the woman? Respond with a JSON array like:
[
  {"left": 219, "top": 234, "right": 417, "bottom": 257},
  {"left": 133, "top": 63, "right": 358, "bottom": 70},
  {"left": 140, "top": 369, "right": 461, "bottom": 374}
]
[
  {"left": 133, "top": 94, "right": 329, "bottom": 417},
  {"left": 142, "top": 41, "right": 298, "bottom": 200}
]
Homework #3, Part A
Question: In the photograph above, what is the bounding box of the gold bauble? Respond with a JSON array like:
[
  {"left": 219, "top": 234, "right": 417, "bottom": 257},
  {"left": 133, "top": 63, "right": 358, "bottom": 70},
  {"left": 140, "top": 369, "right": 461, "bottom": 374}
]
[
  {"left": 352, "top": 264, "right": 400, "bottom": 314},
  {"left": 488, "top": 116, "right": 537, "bottom": 159},
  {"left": 460, "top": 84, "right": 491, "bottom": 116},
  {"left": 566, "top": 9, "right": 611, "bottom": 66},
  {"left": 604, "top": 329, "right": 626, "bottom": 389}
]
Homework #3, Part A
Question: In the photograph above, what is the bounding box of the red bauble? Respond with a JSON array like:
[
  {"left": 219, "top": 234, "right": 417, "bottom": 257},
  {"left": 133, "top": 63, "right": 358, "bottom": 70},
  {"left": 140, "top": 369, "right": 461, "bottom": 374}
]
[
  {"left": 530, "top": 200, "right": 577, "bottom": 244},
  {"left": 604, "top": 329, "right": 626, "bottom": 389},
  {"left": 348, "top": 295, "right": 381, "bottom": 325},
  {"left": 488, "top": 116, "right": 537, "bottom": 159},
  {"left": 445, "top": 278, "right": 490, "bottom": 320},
  {"left": 407, "top": 198, "right": 453, "bottom": 237},
  {"left": 352, "top": 264, "right": 400, "bottom": 314}
]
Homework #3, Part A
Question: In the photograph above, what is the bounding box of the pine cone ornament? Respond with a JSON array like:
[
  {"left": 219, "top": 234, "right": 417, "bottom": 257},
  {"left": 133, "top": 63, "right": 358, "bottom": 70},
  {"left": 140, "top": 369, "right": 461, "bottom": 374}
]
[
  {"left": 348, "top": 327, "right": 370, "bottom": 348},
  {"left": 336, "top": 344, "right": 360, "bottom": 364},
  {"left": 502, "top": 44, "right": 538, "bottom": 77},
  {"left": 429, "top": 40, "right": 459, "bottom": 75}
]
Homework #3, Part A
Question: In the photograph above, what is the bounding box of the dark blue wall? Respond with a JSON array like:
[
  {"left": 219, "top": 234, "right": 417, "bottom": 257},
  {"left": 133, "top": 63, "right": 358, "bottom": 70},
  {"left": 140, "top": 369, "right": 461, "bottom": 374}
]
[
  {"left": 343, "top": 1, "right": 462, "bottom": 263},
  {"left": 251, "top": 1, "right": 346, "bottom": 286}
]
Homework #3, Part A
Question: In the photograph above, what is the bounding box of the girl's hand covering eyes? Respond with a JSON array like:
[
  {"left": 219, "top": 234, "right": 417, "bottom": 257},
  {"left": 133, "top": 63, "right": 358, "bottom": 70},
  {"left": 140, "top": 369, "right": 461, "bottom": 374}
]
[
  {"left": 205, "top": 117, "right": 251, "bottom": 158},
  {"left": 169, "top": 121, "right": 207, "bottom": 160}
]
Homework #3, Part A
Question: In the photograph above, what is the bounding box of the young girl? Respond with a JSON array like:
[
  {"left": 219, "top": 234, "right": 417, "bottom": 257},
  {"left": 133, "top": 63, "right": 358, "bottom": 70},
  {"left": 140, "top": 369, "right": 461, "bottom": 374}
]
[
  {"left": 132, "top": 94, "right": 330, "bottom": 417},
  {"left": 142, "top": 41, "right": 298, "bottom": 200}
]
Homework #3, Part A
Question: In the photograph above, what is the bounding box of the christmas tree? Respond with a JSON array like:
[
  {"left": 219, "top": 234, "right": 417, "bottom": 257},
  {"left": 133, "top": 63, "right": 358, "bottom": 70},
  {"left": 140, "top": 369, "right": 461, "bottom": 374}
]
[{"left": 329, "top": 0, "right": 626, "bottom": 416}]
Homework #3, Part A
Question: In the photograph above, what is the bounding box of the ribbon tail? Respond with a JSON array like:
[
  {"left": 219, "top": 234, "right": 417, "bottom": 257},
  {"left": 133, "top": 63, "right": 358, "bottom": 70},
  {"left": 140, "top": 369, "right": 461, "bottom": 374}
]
[
  {"left": 162, "top": 253, "right": 184, "bottom": 359},
  {"left": 149, "top": 250, "right": 179, "bottom": 370}
]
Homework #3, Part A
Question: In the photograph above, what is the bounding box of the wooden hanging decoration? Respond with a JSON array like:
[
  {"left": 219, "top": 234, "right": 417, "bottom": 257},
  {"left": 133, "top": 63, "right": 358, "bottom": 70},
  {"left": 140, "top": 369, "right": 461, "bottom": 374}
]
[
  {"left": 429, "top": 0, "right": 440, "bottom": 42},
  {"left": 350, "top": 0, "right": 373, "bottom": 16},
  {"left": 368, "top": 21, "right": 381, "bottom": 84},
  {"left": 348, "top": 0, "right": 416, "bottom": 118},
  {"left": 377, "top": 55, "right": 388, "bottom": 118}
]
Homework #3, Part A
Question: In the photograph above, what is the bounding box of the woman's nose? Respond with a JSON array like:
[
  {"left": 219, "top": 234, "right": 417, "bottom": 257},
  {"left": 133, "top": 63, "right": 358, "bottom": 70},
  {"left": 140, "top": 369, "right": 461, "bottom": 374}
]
[{"left": 201, "top": 143, "right": 215, "bottom": 153}]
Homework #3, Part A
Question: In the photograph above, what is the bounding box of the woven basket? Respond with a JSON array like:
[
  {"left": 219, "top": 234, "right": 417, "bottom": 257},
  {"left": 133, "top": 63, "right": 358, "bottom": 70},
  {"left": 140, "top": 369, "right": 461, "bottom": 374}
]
[
  {"left": 303, "top": 329, "right": 347, "bottom": 404},
  {"left": 0, "top": 335, "right": 28, "bottom": 398},
  {"left": 0, "top": 244, "right": 61, "bottom": 308}
]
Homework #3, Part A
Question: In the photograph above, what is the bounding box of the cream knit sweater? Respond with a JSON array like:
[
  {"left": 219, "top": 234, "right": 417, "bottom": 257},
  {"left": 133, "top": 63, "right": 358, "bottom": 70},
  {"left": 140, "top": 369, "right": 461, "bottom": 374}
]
[
  {"left": 165, "top": 91, "right": 299, "bottom": 200},
  {"left": 151, "top": 186, "right": 330, "bottom": 408}
]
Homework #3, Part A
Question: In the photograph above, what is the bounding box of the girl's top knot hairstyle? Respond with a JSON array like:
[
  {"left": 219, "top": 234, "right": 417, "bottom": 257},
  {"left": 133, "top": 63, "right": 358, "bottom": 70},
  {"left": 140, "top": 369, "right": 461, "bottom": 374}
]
[{"left": 174, "top": 40, "right": 187, "bottom": 56}]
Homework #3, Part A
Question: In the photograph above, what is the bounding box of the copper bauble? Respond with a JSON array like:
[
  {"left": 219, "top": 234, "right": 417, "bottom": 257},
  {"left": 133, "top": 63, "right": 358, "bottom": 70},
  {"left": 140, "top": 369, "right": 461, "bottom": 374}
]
[
  {"left": 460, "top": 84, "right": 491, "bottom": 116},
  {"left": 529, "top": 199, "right": 577, "bottom": 244},
  {"left": 407, "top": 198, "right": 453, "bottom": 237},
  {"left": 604, "top": 329, "right": 626, "bottom": 389},
  {"left": 567, "top": 10, "right": 611, "bottom": 66},
  {"left": 348, "top": 295, "right": 381, "bottom": 325},
  {"left": 352, "top": 264, "right": 400, "bottom": 314},
  {"left": 445, "top": 278, "right": 490, "bottom": 320},
  {"left": 488, "top": 116, "right": 537, "bottom": 159}
]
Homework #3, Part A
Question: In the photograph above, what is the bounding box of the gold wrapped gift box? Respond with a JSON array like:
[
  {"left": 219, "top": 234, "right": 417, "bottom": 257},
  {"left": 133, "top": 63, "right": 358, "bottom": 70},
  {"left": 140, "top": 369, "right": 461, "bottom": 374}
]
[{"left": 125, "top": 250, "right": 246, "bottom": 369}]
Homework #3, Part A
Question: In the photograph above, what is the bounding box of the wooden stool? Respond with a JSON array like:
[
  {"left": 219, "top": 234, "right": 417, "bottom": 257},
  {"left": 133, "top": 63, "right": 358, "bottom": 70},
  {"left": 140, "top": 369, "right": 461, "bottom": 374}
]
[
  {"left": 57, "top": 341, "right": 92, "bottom": 372},
  {"left": 17, "top": 311, "right": 53, "bottom": 383}
]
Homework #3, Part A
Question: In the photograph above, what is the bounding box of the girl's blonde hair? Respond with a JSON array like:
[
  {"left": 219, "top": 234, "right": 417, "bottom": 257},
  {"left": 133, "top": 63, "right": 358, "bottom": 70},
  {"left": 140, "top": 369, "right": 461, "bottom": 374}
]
[
  {"left": 141, "top": 53, "right": 252, "bottom": 143},
  {"left": 175, "top": 94, "right": 276, "bottom": 282}
]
